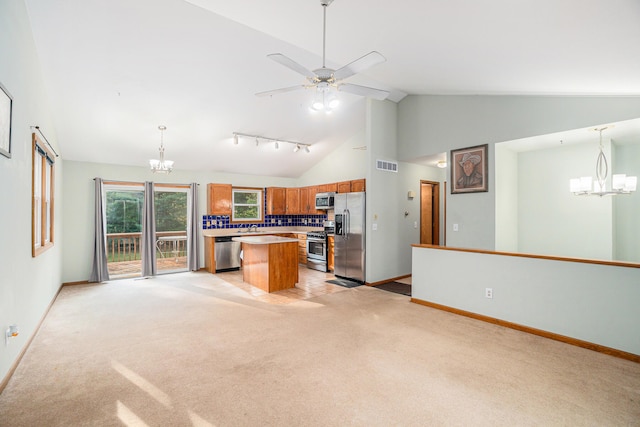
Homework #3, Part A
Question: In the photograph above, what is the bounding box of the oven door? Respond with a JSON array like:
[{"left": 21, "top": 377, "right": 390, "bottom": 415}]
[{"left": 306, "top": 238, "right": 327, "bottom": 271}]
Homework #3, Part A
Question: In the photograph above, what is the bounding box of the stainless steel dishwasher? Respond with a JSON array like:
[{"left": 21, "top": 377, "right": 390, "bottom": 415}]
[{"left": 214, "top": 236, "right": 241, "bottom": 272}]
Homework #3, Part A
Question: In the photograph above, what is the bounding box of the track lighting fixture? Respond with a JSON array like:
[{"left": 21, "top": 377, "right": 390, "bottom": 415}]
[{"left": 232, "top": 132, "right": 311, "bottom": 153}]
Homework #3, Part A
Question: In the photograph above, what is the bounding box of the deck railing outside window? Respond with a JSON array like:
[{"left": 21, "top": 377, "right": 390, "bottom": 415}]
[{"left": 106, "top": 231, "right": 187, "bottom": 263}]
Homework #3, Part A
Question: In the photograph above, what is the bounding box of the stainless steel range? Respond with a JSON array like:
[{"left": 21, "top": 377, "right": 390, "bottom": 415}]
[
  {"left": 306, "top": 230, "right": 327, "bottom": 272},
  {"left": 306, "top": 220, "right": 335, "bottom": 272}
]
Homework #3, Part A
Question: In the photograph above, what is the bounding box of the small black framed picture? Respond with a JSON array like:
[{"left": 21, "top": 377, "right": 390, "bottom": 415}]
[
  {"left": 0, "top": 82, "right": 12, "bottom": 159},
  {"left": 451, "top": 144, "right": 488, "bottom": 194}
]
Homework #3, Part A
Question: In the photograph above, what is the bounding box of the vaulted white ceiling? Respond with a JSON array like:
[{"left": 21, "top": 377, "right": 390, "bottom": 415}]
[{"left": 23, "top": 0, "right": 640, "bottom": 177}]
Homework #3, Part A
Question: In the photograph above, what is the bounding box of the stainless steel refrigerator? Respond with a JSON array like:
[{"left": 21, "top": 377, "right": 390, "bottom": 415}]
[{"left": 334, "top": 192, "right": 365, "bottom": 283}]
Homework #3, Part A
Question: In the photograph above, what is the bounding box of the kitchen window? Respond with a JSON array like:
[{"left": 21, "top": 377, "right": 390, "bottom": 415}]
[
  {"left": 232, "top": 188, "right": 262, "bottom": 222},
  {"left": 32, "top": 133, "right": 55, "bottom": 257}
]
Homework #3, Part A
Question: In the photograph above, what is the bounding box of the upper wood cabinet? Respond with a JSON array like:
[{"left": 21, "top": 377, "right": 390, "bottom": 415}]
[
  {"left": 307, "top": 186, "right": 319, "bottom": 214},
  {"left": 351, "top": 179, "right": 366, "bottom": 192},
  {"left": 299, "top": 187, "right": 310, "bottom": 214},
  {"left": 324, "top": 183, "right": 337, "bottom": 193},
  {"left": 285, "top": 187, "right": 301, "bottom": 214},
  {"left": 336, "top": 181, "right": 351, "bottom": 193},
  {"left": 207, "top": 183, "right": 232, "bottom": 215},
  {"left": 266, "top": 187, "right": 286, "bottom": 215}
]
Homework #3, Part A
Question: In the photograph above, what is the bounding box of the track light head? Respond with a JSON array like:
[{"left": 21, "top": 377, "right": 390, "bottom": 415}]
[
  {"left": 304, "top": 145, "right": 311, "bottom": 153},
  {"left": 233, "top": 134, "right": 238, "bottom": 145}
]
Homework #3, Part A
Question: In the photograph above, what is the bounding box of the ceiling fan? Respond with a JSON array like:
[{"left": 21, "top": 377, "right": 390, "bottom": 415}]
[{"left": 256, "top": 0, "right": 390, "bottom": 111}]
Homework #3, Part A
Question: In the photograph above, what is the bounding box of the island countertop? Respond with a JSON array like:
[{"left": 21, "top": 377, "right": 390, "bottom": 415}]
[{"left": 232, "top": 235, "right": 298, "bottom": 245}]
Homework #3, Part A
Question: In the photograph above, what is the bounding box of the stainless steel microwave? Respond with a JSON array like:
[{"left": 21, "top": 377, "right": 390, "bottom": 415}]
[{"left": 315, "top": 192, "right": 335, "bottom": 210}]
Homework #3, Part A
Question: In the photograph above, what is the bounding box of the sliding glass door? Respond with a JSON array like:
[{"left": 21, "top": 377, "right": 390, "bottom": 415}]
[
  {"left": 105, "top": 184, "right": 144, "bottom": 278},
  {"left": 154, "top": 186, "right": 188, "bottom": 274},
  {"left": 104, "top": 183, "right": 189, "bottom": 278}
]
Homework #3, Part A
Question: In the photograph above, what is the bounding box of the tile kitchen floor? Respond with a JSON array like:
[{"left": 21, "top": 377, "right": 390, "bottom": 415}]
[{"left": 215, "top": 266, "right": 348, "bottom": 305}]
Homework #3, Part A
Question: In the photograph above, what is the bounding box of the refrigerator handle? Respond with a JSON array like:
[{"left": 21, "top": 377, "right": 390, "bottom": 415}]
[{"left": 346, "top": 209, "right": 350, "bottom": 240}]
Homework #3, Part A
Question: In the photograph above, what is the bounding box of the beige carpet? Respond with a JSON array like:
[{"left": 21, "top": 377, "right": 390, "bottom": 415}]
[{"left": 1, "top": 271, "right": 639, "bottom": 426}]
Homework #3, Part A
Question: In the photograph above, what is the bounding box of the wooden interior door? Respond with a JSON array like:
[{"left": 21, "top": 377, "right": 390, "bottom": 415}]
[{"left": 420, "top": 181, "right": 440, "bottom": 245}]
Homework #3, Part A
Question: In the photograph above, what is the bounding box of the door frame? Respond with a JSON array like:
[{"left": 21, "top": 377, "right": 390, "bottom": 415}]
[{"left": 420, "top": 180, "right": 440, "bottom": 246}]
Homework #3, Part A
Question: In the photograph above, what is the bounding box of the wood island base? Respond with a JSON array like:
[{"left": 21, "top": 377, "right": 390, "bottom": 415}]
[{"left": 234, "top": 236, "right": 299, "bottom": 293}]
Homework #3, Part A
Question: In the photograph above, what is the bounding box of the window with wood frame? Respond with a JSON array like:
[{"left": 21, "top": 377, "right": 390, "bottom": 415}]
[
  {"left": 232, "top": 188, "right": 262, "bottom": 222},
  {"left": 32, "top": 132, "right": 55, "bottom": 257}
]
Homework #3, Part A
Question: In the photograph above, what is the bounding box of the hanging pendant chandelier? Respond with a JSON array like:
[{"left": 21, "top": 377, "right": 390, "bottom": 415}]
[
  {"left": 569, "top": 126, "right": 637, "bottom": 196},
  {"left": 149, "top": 125, "right": 174, "bottom": 174}
]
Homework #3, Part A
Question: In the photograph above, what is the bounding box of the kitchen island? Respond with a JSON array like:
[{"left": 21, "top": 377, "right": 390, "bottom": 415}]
[{"left": 232, "top": 235, "right": 299, "bottom": 293}]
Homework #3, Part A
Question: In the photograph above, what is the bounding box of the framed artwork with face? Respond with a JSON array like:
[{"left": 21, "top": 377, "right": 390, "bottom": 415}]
[{"left": 450, "top": 144, "right": 488, "bottom": 194}]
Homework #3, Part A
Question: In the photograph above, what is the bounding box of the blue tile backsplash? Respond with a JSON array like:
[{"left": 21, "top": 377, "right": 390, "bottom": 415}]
[{"left": 202, "top": 188, "right": 326, "bottom": 230}]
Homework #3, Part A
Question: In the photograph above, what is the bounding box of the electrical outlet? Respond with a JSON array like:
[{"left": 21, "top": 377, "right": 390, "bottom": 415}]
[{"left": 485, "top": 288, "right": 493, "bottom": 299}]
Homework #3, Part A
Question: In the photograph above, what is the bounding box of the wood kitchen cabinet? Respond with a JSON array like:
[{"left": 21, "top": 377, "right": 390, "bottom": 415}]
[
  {"left": 351, "top": 179, "right": 366, "bottom": 192},
  {"left": 299, "top": 187, "right": 310, "bottom": 214},
  {"left": 300, "top": 185, "right": 321, "bottom": 214},
  {"left": 296, "top": 233, "right": 307, "bottom": 264},
  {"left": 285, "top": 187, "right": 301, "bottom": 214},
  {"left": 336, "top": 181, "right": 351, "bottom": 193},
  {"left": 266, "top": 187, "right": 286, "bottom": 215},
  {"left": 204, "top": 236, "right": 216, "bottom": 273},
  {"left": 328, "top": 235, "right": 334, "bottom": 271},
  {"left": 324, "top": 182, "right": 337, "bottom": 193},
  {"left": 207, "top": 184, "right": 232, "bottom": 215}
]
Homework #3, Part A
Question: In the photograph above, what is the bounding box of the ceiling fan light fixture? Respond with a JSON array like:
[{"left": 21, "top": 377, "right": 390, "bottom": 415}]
[
  {"left": 327, "top": 94, "right": 340, "bottom": 109},
  {"left": 256, "top": 0, "right": 389, "bottom": 106}
]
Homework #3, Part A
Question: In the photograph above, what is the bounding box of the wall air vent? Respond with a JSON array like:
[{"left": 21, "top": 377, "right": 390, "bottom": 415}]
[{"left": 376, "top": 159, "right": 398, "bottom": 173}]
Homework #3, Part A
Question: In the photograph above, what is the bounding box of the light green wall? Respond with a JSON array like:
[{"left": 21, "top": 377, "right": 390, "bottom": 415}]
[
  {"left": 364, "top": 100, "right": 446, "bottom": 283},
  {"left": 0, "top": 0, "right": 63, "bottom": 383},
  {"left": 398, "top": 95, "right": 640, "bottom": 251},
  {"left": 613, "top": 143, "right": 640, "bottom": 262},
  {"left": 517, "top": 142, "right": 613, "bottom": 260},
  {"left": 297, "top": 130, "right": 367, "bottom": 186},
  {"left": 412, "top": 247, "right": 640, "bottom": 355},
  {"left": 494, "top": 146, "right": 518, "bottom": 252}
]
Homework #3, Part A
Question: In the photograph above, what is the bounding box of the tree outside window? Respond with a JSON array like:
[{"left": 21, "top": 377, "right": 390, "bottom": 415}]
[{"left": 232, "top": 189, "right": 262, "bottom": 221}]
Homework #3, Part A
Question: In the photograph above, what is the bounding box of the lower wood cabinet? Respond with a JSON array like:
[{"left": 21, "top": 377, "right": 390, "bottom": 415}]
[
  {"left": 204, "top": 236, "right": 215, "bottom": 273},
  {"left": 296, "top": 233, "right": 307, "bottom": 265}
]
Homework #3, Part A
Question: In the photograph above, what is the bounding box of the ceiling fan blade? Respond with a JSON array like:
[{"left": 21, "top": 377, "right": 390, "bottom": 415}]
[
  {"left": 338, "top": 83, "right": 390, "bottom": 101},
  {"left": 255, "top": 85, "right": 308, "bottom": 97},
  {"left": 267, "top": 53, "right": 316, "bottom": 80},
  {"left": 333, "top": 51, "right": 386, "bottom": 81}
]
